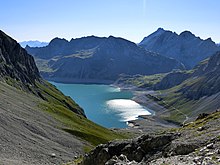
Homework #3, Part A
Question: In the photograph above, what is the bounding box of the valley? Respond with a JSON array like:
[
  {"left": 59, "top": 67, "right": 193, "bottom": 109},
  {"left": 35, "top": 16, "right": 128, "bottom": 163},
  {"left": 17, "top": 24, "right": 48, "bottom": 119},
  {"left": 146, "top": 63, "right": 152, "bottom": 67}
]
[
  {"left": 1, "top": 25, "right": 220, "bottom": 165},
  {"left": 1, "top": 0, "right": 220, "bottom": 164}
]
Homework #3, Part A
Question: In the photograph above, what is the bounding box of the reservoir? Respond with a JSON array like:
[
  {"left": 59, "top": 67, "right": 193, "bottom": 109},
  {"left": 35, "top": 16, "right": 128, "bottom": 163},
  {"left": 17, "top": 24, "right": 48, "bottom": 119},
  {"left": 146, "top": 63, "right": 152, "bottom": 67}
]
[{"left": 51, "top": 82, "right": 152, "bottom": 128}]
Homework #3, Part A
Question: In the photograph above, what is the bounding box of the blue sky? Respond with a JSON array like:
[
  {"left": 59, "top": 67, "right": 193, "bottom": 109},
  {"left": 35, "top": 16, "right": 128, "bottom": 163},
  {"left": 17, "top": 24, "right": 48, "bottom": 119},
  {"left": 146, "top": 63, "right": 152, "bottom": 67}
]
[{"left": 1, "top": 0, "right": 219, "bottom": 43}]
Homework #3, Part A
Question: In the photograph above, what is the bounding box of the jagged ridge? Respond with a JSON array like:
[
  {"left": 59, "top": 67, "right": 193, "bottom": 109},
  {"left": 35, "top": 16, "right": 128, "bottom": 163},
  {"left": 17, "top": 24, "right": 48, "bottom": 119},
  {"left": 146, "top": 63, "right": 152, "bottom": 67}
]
[{"left": 139, "top": 28, "right": 220, "bottom": 68}]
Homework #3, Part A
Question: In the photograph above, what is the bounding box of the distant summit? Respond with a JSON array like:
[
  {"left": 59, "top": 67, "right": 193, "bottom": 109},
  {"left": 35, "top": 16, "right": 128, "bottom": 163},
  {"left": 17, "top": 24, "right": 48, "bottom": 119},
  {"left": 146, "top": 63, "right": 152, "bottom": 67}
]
[
  {"left": 19, "top": 40, "right": 48, "bottom": 48},
  {"left": 139, "top": 28, "right": 220, "bottom": 68}
]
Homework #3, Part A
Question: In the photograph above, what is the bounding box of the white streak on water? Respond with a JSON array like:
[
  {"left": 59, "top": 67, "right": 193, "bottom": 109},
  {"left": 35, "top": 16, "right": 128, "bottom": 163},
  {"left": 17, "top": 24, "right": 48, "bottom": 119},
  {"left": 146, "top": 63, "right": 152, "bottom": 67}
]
[
  {"left": 107, "top": 86, "right": 121, "bottom": 92},
  {"left": 106, "top": 99, "right": 151, "bottom": 121}
]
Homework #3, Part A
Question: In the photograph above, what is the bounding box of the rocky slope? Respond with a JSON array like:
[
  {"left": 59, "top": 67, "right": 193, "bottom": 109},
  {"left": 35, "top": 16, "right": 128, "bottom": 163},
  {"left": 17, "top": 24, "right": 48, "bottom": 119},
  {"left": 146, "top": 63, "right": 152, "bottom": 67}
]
[
  {"left": 81, "top": 111, "right": 220, "bottom": 165},
  {"left": 147, "top": 51, "right": 220, "bottom": 123},
  {"left": 155, "top": 51, "right": 220, "bottom": 97},
  {"left": 0, "top": 30, "right": 128, "bottom": 164},
  {"left": 26, "top": 36, "right": 184, "bottom": 83},
  {"left": 152, "top": 51, "right": 220, "bottom": 93},
  {"left": 139, "top": 28, "right": 220, "bottom": 68}
]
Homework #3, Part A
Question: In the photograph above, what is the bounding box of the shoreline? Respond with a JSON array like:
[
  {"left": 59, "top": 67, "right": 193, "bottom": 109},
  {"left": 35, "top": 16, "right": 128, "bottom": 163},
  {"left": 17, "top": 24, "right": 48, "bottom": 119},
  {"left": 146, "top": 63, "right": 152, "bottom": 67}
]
[
  {"left": 45, "top": 77, "right": 114, "bottom": 85},
  {"left": 115, "top": 84, "right": 179, "bottom": 131},
  {"left": 49, "top": 79, "right": 179, "bottom": 131}
]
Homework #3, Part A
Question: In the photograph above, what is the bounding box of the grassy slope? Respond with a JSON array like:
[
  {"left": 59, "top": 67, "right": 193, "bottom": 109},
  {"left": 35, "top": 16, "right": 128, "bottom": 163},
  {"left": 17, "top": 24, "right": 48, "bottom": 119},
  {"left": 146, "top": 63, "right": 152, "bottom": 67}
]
[
  {"left": 4, "top": 78, "right": 129, "bottom": 151},
  {"left": 116, "top": 73, "right": 166, "bottom": 88}
]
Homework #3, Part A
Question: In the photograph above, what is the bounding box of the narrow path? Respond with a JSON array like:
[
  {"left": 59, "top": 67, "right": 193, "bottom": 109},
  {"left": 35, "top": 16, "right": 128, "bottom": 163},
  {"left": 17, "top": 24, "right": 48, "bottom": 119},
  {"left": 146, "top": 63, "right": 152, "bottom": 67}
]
[{"left": 157, "top": 91, "right": 189, "bottom": 125}]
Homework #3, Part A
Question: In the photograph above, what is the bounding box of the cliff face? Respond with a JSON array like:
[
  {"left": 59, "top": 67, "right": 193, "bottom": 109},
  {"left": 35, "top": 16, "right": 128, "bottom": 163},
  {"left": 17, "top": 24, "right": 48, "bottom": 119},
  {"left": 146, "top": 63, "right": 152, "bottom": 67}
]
[
  {"left": 26, "top": 36, "right": 184, "bottom": 83},
  {"left": 139, "top": 28, "right": 220, "bottom": 68},
  {"left": 181, "top": 51, "right": 220, "bottom": 99},
  {"left": 0, "top": 30, "right": 40, "bottom": 85}
]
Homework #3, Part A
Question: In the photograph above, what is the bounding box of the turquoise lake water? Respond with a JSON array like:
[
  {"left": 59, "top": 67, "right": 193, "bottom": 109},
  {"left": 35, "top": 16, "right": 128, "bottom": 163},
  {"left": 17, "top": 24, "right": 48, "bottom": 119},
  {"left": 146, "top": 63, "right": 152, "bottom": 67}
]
[{"left": 51, "top": 82, "right": 151, "bottom": 128}]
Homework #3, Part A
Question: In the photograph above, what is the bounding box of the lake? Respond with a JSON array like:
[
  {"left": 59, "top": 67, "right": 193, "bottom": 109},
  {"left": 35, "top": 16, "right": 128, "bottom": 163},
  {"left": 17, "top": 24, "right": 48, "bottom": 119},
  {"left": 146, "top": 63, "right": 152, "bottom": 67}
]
[{"left": 51, "top": 82, "right": 152, "bottom": 128}]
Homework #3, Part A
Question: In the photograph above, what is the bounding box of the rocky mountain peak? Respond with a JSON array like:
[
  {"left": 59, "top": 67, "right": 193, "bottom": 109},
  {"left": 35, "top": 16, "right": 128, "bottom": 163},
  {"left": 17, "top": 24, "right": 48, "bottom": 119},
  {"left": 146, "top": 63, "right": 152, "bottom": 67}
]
[
  {"left": 104, "top": 36, "right": 137, "bottom": 48},
  {"left": 139, "top": 28, "right": 174, "bottom": 46},
  {"left": 156, "top": 27, "right": 165, "bottom": 32},
  {"left": 139, "top": 28, "right": 220, "bottom": 68},
  {"left": 179, "top": 31, "right": 196, "bottom": 39},
  {"left": 49, "top": 37, "right": 69, "bottom": 47},
  {"left": 0, "top": 30, "right": 40, "bottom": 85}
]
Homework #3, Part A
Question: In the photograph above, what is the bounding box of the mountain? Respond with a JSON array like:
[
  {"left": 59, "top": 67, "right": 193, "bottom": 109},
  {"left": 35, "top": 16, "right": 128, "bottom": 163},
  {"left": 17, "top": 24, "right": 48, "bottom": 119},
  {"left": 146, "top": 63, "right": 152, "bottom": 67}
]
[
  {"left": 139, "top": 28, "right": 220, "bottom": 68},
  {"left": 181, "top": 51, "right": 220, "bottom": 99},
  {"left": 19, "top": 40, "right": 48, "bottom": 48},
  {"left": 154, "top": 51, "right": 220, "bottom": 98},
  {"left": 0, "top": 30, "right": 127, "bottom": 164},
  {"left": 26, "top": 36, "right": 184, "bottom": 83},
  {"left": 149, "top": 51, "right": 220, "bottom": 123}
]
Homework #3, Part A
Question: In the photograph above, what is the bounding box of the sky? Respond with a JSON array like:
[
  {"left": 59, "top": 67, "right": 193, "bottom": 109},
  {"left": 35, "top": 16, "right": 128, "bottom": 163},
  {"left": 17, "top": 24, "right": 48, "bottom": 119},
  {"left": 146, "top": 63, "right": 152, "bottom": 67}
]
[{"left": 0, "top": 0, "right": 220, "bottom": 43}]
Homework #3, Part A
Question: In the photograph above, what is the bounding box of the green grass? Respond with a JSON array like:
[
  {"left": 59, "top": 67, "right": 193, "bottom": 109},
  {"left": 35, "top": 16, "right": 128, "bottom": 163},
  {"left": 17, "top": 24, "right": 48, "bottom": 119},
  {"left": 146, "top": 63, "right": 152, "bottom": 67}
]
[
  {"left": 118, "top": 73, "right": 166, "bottom": 88},
  {"left": 151, "top": 77, "right": 206, "bottom": 123},
  {"left": 39, "top": 101, "right": 128, "bottom": 147},
  {"left": 36, "top": 81, "right": 85, "bottom": 115},
  {"left": 36, "top": 80, "right": 130, "bottom": 148},
  {"left": 183, "top": 111, "right": 220, "bottom": 129},
  {"left": 35, "top": 58, "right": 54, "bottom": 73}
]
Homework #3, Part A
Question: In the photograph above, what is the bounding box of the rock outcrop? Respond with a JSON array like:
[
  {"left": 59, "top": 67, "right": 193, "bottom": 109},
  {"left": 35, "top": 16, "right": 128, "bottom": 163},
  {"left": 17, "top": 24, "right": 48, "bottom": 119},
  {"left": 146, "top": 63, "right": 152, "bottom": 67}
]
[
  {"left": 139, "top": 28, "right": 220, "bottom": 68},
  {"left": 81, "top": 111, "right": 220, "bottom": 165},
  {"left": 81, "top": 133, "right": 177, "bottom": 165}
]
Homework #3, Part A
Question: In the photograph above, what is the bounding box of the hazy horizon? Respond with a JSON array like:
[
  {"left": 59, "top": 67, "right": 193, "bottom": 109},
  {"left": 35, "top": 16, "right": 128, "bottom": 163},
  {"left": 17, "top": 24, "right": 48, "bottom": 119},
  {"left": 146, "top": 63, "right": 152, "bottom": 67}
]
[
  {"left": 18, "top": 27, "right": 219, "bottom": 45},
  {"left": 1, "top": 0, "right": 220, "bottom": 43}
]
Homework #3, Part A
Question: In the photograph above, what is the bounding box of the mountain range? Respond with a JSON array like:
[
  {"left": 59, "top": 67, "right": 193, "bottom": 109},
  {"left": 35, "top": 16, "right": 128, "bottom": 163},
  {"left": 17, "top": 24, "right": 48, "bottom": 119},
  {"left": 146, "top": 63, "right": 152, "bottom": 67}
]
[
  {"left": 1, "top": 28, "right": 220, "bottom": 165},
  {"left": 26, "top": 36, "right": 184, "bottom": 83},
  {"left": 139, "top": 28, "right": 220, "bottom": 68},
  {"left": 19, "top": 40, "right": 48, "bottom": 48}
]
